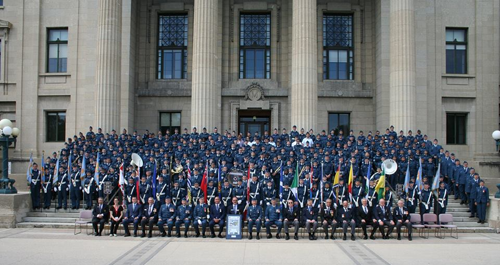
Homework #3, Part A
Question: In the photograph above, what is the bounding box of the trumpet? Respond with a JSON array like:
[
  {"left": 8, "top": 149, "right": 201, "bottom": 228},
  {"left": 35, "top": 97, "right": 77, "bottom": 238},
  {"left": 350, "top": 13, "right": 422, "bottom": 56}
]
[{"left": 171, "top": 164, "right": 183, "bottom": 175}]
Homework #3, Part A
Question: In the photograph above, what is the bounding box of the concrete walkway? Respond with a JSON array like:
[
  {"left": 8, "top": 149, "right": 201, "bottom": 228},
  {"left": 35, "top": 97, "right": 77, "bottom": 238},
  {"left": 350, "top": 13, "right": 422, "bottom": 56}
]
[{"left": 0, "top": 228, "right": 499, "bottom": 265}]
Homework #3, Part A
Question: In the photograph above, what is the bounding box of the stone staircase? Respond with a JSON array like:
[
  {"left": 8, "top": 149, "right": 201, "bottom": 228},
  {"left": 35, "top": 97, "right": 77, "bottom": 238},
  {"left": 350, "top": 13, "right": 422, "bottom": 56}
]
[{"left": 16, "top": 200, "right": 496, "bottom": 233}]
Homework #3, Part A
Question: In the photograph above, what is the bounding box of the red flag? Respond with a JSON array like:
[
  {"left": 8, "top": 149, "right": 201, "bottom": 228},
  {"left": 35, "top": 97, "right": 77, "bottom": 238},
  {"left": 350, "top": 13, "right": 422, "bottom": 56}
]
[
  {"left": 136, "top": 167, "right": 141, "bottom": 203},
  {"left": 247, "top": 165, "right": 251, "bottom": 202},
  {"left": 201, "top": 162, "right": 208, "bottom": 201},
  {"left": 119, "top": 163, "right": 125, "bottom": 206}
]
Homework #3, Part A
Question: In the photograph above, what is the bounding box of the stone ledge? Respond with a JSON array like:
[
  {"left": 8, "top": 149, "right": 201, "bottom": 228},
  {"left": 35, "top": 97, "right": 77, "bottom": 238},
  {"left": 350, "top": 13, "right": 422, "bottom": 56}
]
[{"left": 0, "top": 192, "right": 31, "bottom": 228}]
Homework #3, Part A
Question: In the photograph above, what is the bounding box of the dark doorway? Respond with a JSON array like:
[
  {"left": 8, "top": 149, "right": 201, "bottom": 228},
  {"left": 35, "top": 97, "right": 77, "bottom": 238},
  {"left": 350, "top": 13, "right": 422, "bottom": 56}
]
[{"left": 238, "top": 110, "right": 271, "bottom": 137}]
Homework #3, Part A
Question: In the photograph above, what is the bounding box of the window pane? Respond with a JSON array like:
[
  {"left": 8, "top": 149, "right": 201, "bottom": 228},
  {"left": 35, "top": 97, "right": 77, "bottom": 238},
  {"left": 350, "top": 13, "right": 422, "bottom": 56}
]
[
  {"left": 446, "top": 49, "right": 455, "bottom": 73},
  {"left": 445, "top": 30, "right": 454, "bottom": 42},
  {"left": 158, "top": 14, "right": 188, "bottom": 79},
  {"left": 255, "top": 49, "right": 265, "bottom": 79},
  {"left": 171, "top": 113, "right": 181, "bottom": 126},
  {"left": 160, "top": 113, "right": 171, "bottom": 126},
  {"left": 452, "top": 30, "right": 465, "bottom": 42},
  {"left": 240, "top": 14, "right": 271, "bottom": 79},
  {"left": 174, "top": 50, "right": 182, "bottom": 79},
  {"left": 57, "top": 113, "right": 66, "bottom": 142},
  {"left": 323, "top": 15, "right": 354, "bottom": 80},
  {"left": 245, "top": 50, "right": 255, "bottom": 78},
  {"left": 455, "top": 49, "right": 466, "bottom": 74},
  {"left": 163, "top": 51, "right": 173, "bottom": 79}
]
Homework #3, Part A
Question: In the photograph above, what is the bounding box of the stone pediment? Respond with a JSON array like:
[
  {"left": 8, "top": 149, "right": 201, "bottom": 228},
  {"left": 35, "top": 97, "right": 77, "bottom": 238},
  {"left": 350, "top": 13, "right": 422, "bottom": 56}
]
[{"left": 0, "top": 19, "right": 12, "bottom": 29}]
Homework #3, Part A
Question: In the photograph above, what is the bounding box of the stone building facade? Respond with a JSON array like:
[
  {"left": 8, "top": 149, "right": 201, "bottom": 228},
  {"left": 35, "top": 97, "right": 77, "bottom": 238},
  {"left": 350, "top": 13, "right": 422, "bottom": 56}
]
[{"left": 0, "top": 0, "right": 499, "bottom": 178}]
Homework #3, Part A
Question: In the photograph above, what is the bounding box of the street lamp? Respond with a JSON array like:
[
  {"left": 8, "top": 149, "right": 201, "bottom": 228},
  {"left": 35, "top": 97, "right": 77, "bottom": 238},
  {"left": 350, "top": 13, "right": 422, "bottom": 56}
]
[
  {"left": 0, "top": 119, "right": 19, "bottom": 194},
  {"left": 493, "top": 130, "right": 500, "bottom": 152}
]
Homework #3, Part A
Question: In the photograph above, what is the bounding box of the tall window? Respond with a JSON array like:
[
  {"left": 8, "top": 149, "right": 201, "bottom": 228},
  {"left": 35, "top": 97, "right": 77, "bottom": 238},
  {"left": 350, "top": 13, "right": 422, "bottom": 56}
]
[
  {"left": 160, "top": 112, "right": 181, "bottom": 135},
  {"left": 446, "top": 28, "right": 467, "bottom": 74},
  {"left": 157, "top": 14, "right": 188, "bottom": 79},
  {"left": 328, "top": 113, "right": 350, "bottom": 135},
  {"left": 323, "top": 14, "right": 354, "bottom": 80},
  {"left": 239, "top": 14, "right": 271, "bottom": 79},
  {"left": 46, "top": 111, "right": 66, "bottom": 142},
  {"left": 446, "top": 113, "right": 467, "bottom": 145},
  {"left": 47, "top": 28, "right": 68, "bottom": 73},
  {"left": 0, "top": 0, "right": 4, "bottom": 6}
]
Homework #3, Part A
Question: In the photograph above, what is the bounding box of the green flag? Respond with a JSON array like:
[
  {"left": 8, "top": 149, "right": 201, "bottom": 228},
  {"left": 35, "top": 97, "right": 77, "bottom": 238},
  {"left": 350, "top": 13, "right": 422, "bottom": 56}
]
[
  {"left": 375, "top": 167, "right": 386, "bottom": 200},
  {"left": 290, "top": 163, "right": 299, "bottom": 198}
]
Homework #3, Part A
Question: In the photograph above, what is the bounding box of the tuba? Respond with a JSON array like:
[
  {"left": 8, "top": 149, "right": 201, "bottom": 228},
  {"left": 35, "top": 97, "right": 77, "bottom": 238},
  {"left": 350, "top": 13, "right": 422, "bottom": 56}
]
[
  {"left": 130, "top": 153, "right": 144, "bottom": 169},
  {"left": 382, "top": 159, "right": 398, "bottom": 175}
]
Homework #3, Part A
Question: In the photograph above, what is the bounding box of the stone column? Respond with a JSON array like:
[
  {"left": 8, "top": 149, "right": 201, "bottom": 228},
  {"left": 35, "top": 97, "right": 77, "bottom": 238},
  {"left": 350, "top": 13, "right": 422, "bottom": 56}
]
[
  {"left": 389, "top": 0, "right": 416, "bottom": 132},
  {"left": 191, "top": 0, "right": 220, "bottom": 130},
  {"left": 291, "top": 0, "right": 318, "bottom": 132},
  {"left": 95, "top": 0, "right": 122, "bottom": 132}
]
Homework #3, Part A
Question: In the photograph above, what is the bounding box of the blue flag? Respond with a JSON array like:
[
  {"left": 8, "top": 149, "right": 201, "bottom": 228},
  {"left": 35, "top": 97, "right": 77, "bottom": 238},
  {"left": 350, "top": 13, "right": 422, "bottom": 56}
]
[
  {"left": 68, "top": 152, "right": 72, "bottom": 188},
  {"left": 403, "top": 162, "right": 411, "bottom": 193},
  {"left": 279, "top": 162, "right": 283, "bottom": 200},
  {"left": 94, "top": 153, "right": 100, "bottom": 186},
  {"left": 53, "top": 157, "right": 60, "bottom": 184},
  {"left": 41, "top": 153, "right": 46, "bottom": 183},
  {"left": 365, "top": 162, "right": 371, "bottom": 193},
  {"left": 152, "top": 160, "right": 157, "bottom": 201},
  {"left": 431, "top": 163, "right": 441, "bottom": 197},
  {"left": 416, "top": 159, "right": 423, "bottom": 190},
  {"left": 27, "top": 153, "right": 33, "bottom": 182}
]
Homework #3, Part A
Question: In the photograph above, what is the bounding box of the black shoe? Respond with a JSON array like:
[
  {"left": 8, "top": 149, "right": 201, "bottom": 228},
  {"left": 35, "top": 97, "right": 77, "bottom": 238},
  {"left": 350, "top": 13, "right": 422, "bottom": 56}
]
[
  {"left": 94, "top": 233, "right": 99, "bottom": 236},
  {"left": 56, "top": 207, "right": 62, "bottom": 210},
  {"left": 249, "top": 234, "right": 253, "bottom": 240},
  {"left": 351, "top": 235, "right": 355, "bottom": 241},
  {"left": 161, "top": 232, "right": 166, "bottom": 237},
  {"left": 167, "top": 232, "right": 172, "bottom": 237},
  {"left": 330, "top": 234, "right": 335, "bottom": 240},
  {"left": 148, "top": 234, "right": 152, "bottom": 238},
  {"left": 267, "top": 234, "right": 272, "bottom": 239},
  {"left": 63, "top": 207, "right": 67, "bottom": 210},
  {"left": 397, "top": 234, "right": 401, "bottom": 240},
  {"left": 218, "top": 234, "right": 224, "bottom": 238},
  {"left": 176, "top": 233, "right": 181, "bottom": 238},
  {"left": 140, "top": 234, "right": 145, "bottom": 238},
  {"left": 124, "top": 233, "right": 131, "bottom": 237},
  {"left": 363, "top": 234, "right": 368, "bottom": 240},
  {"left": 276, "top": 234, "right": 280, "bottom": 239},
  {"left": 184, "top": 233, "right": 188, "bottom": 238},
  {"left": 469, "top": 215, "right": 475, "bottom": 218},
  {"left": 256, "top": 234, "right": 260, "bottom": 240},
  {"left": 308, "top": 234, "right": 312, "bottom": 240},
  {"left": 285, "top": 233, "right": 290, "bottom": 240},
  {"left": 294, "top": 234, "right": 299, "bottom": 240},
  {"left": 409, "top": 234, "right": 413, "bottom": 241},
  {"left": 133, "top": 233, "right": 137, "bottom": 237},
  {"left": 195, "top": 233, "right": 200, "bottom": 238},
  {"left": 343, "top": 234, "right": 347, "bottom": 241},
  {"left": 325, "top": 234, "right": 329, "bottom": 240},
  {"left": 477, "top": 220, "right": 482, "bottom": 223},
  {"left": 370, "top": 235, "right": 375, "bottom": 240},
  {"left": 202, "top": 234, "right": 207, "bottom": 238},
  {"left": 384, "top": 235, "right": 389, "bottom": 240},
  {"left": 467, "top": 210, "right": 471, "bottom": 212},
  {"left": 211, "top": 234, "right": 216, "bottom": 238}
]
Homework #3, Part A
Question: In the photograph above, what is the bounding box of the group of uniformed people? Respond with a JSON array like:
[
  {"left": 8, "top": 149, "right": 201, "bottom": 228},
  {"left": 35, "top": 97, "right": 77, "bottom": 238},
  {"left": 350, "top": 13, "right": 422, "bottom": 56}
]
[{"left": 29, "top": 124, "right": 490, "bottom": 238}]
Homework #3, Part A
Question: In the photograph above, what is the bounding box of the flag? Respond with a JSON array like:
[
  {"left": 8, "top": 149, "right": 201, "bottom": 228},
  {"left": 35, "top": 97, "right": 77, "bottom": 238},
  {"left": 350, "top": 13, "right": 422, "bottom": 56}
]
[
  {"left": 186, "top": 167, "right": 192, "bottom": 203},
  {"left": 152, "top": 160, "right": 157, "bottom": 201},
  {"left": 333, "top": 164, "right": 340, "bottom": 187},
  {"left": 290, "top": 163, "right": 299, "bottom": 199},
  {"left": 279, "top": 162, "right": 284, "bottom": 200},
  {"left": 41, "top": 152, "right": 46, "bottom": 182},
  {"left": 80, "top": 155, "right": 86, "bottom": 178},
  {"left": 135, "top": 178, "right": 141, "bottom": 203},
  {"left": 246, "top": 165, "right": 251, "bottom": 204},
  {"left": 320, "top": 162, "right": 324, "bottom": 207},
  {"left": 348, "top": 163, "right": 354, "bottom": 194},
  {"left": 94, "top": 153, "right": 100, "bottom": 186},
  {"left": 431, "top": 163, "right": 441, "bottom": 197},
  {"left": 67, "top": 152, "right": 72, "bottom": 188},
  {"left": 201, "top": 162, "right": 208, "bottom": 201},
  {"left": 309, "top": 163, "right": 313, "bottom": 199},
  {"left": 375, "top": 167, "right": 386, "bottom": 200},
  {"left": 403, "top": 162, "right": 411, "bottom": 193},
  {"left": 119, "top": 163, "right": 126, "bottom": 205},
  {"left": 52, "top": 156, "right": 60, "bottom": 184},
  {"left": 217, "top": 163, "right": 222, "bottom": 199},
  {"left": 27, "top": 153, "right": 33, "bottom": 183},
  {"left": 365, "top": 162, "right": 371, "bottom": 193},
  {"left": 416, "top": 159, "right": 423, "bottom": 190}
]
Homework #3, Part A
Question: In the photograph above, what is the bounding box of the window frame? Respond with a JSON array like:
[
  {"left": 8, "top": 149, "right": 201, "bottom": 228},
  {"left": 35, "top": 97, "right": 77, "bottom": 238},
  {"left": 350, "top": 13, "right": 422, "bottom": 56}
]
[
  {"left": 157, "top": 13, "right": 188, "bottom": 80},
  {"left": 446, "top": 113, "right": 467, "bottom": 145},
  {"left": 159, "top": 112, "right": 182, "bottom": 136},
  {"left": 46, "top": 28, "right": 68, "bottom": 73},
  {"left": 323, "top": 13, "right": 354, "bottom": 80},
  {"left": 239, "top": 13, "right": 271, "bottom": 80},
  {"left": 46, "top": 111, "right": 66, "bottom": 142},
  {"left": 445, "top": 28, "right": 468, "bottom": 74},
  {"left": 328, "top": 112, "right": 350, "bottom": 136}
]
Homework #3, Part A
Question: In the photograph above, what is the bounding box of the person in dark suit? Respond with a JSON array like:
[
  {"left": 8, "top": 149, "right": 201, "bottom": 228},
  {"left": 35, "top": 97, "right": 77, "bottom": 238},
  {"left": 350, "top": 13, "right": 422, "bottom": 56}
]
[
  {"left": 227, "top": 197, "right": 245, "bottom": 215},
  {"left": 393, "top": 199, "right": 412, "bottom": 241},
  {"left": 320, "top": 199, "right": 338, "bottom": 240},
  {"left": 337, "top": 200, "right": 356, "bottom": 241},
  {"left": 122, "top": 196, "right": 142, "bottom": 237},
  {"left": 475, "top": 180, "right": 490, "bottom": 224},
  {"left": 302, "top": 199, "right": 318, "bottom": 240},
  {"left": 209, "top": 197, "right": 226, "bottom": 238},
  {"left": 92, "top": 197, "right": 109, "bottom": 236},
  {"left": 141, "top": 197, "right": 158, "bottom": 238},
  {"left": 283, "top": 199, "right": 300, "bottom": 240},
  {"left": 356, "top": 198, "right": 379, "bottom": 240},
  {"left": 374, "top": 199, "right": 395, "bottom": 239}
]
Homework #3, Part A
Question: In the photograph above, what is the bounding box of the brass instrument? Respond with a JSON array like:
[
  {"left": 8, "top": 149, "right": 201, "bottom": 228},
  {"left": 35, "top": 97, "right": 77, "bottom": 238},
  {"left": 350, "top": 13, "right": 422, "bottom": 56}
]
[{"left": 171, "top": 164, "right": 183, "bottom": 175}]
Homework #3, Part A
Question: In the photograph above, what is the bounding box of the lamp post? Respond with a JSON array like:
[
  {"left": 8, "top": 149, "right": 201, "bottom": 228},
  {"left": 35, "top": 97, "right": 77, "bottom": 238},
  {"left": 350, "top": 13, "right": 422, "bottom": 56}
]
[
  {"left": 493, "top": 130, "right": 500, "bottom": 152},
  {"left": 0, "top": 119, "right": 20, "bottom": 194}
]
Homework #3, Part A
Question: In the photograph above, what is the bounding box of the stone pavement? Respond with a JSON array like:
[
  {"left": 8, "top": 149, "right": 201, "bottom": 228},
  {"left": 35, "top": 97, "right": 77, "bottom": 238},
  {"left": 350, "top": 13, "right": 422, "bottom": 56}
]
[{"left": 0, "top": 228, "right": 499, "bottom": 265}]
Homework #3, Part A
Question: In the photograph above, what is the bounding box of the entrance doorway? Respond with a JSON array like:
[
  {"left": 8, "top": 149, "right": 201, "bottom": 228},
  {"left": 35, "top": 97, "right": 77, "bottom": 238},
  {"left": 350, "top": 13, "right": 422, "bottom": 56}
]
[{"left": 238, "top": 110, "right": 271, "bottom": 137}]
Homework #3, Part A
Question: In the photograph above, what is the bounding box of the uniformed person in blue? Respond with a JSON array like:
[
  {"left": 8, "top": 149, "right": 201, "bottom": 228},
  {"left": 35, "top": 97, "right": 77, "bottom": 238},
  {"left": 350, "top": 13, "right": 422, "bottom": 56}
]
[
  {"left": 82, "top": 171, "right": 95, "bottom": 210},
  {"left": 175, "top": 198, "right": 192, "bottom": 238},
  {"left": 437, "top": 182, "right": 448, "bottom": 214},
  {"left": 265, "top": 198, "right": 283, "bottom": 239},
  {"left": 220, "top": 180, "right": 233, "bottom": 207},
  {"left": 171, "top": 181, "right": 185, "bottom": 207},
  {"left": 234, "top": 180, "right": 246, "bottom": 207},
  {"left": 206, "top": 180, "right": 218, "bottom": 206},
  {"left": 309, "top": 183, "right": 321, "bottom": 209},
  {"left": 351, "top": 179, "right": 365, "bottom": 209},
  {"left": 122, "top": 196, "right": 141, "bottom": 237},
  {"left": 469, "top": 173, "right": 481, "bottom": 218},
  {"left": 42, "top": 164, "right": 53, "bottom": 210},
  {"left": 69, "top": 164, "right": 82, "bottom": 209},
  {"left": 262, "top": 181, "right": 276, "bottom": 210},
  {"left": 393, "top": 199, "right": 412, "bottom": 241},
  {"left": 404, "top": 181, "right": 418, "bottom": 213},
  {"left": 374, "top": 199, "right": 395, "bottom": 240},
  {"left": 321, "top": 198, "right": 338, "bottom": 240},
  {"left": 419, "top": 182, "right": 433, "bottom": 222},
  {"left": 29, "top": 163, "right": 42, "bottom": 210},
  {"left": 366, "top": 180, "right": 378, "bottom": 208},
  {"left": 247, "top": 198, "right": 263, "bottom": 240},
  {"left": 249, "top": 175, "right": 262, "bottom": 206},
  {"left": 475, "top": 180, "right": 490, "bottom": 224},
  {"left": 139, "top": 176, "right": 151, "bottom": 204},
  {"left": 302, "top": 199, "right": 319, "bottom": 240},
  {"left": 155, "top": 175, "right": 168, "bottom": 205},
  {"left": 336, "top": 178, "right": 348, "bottom": 204},
  {"left": 283, "top": 199, "right": 300, "bottom": 240},
  {"left": 157, "top": 197, "right": 176, "bottom": 237},
  {"left": 209, "top": 196, "right": 226, "bottom": 238},
  {"left": 55, "top": 166, "right": 69, "bottom": 210},
  {"left": 141, "top": 197, "right": 158, "bottom": 238},
  {"left": 337, "top": 200, "right": 356, "bottom": 241},
  {"left": 193, "top": 197, "right": 209, "bottom": 238},
  {"left": 190, "top": 182, "right": 204, "bottom": 207},
  {"left": 296, "top": 178, "right": 308, "bottom": 208}
]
